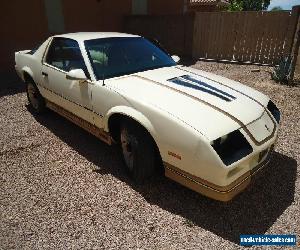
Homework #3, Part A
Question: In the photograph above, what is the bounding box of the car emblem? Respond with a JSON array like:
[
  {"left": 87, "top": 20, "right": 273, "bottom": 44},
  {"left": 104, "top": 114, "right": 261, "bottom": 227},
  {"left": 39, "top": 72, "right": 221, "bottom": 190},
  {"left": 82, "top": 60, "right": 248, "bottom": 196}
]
[{"left": 265, "top": 124, "right": 270, "bottom": 132}]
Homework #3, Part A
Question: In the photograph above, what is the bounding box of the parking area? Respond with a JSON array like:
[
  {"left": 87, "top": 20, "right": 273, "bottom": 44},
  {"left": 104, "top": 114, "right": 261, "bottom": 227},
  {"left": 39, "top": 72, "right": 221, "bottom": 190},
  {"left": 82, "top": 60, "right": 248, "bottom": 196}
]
[{"left": 0, "top": 62, "right": 299, "bottom": 249}]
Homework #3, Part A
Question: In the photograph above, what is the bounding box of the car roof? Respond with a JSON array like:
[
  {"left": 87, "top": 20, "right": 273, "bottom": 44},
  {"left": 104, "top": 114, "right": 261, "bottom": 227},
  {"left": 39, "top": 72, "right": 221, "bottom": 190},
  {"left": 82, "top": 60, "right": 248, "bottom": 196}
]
[{"left": 53, "top": 32, "right": 140, "bottom": 42}]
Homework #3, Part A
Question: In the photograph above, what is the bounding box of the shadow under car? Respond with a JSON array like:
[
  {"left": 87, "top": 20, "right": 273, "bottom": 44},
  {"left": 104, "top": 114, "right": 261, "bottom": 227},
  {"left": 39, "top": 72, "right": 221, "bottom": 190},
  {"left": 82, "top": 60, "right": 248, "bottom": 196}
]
[{"left": 29, "top": 106, "right": 297, "bottom": 245}]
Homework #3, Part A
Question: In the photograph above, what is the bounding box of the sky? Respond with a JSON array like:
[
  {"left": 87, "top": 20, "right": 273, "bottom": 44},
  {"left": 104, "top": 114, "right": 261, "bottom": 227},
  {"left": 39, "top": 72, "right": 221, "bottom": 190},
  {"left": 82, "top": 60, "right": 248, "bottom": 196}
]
[{"left": 268, "top": 0, "right": 300, "bottom": 10}]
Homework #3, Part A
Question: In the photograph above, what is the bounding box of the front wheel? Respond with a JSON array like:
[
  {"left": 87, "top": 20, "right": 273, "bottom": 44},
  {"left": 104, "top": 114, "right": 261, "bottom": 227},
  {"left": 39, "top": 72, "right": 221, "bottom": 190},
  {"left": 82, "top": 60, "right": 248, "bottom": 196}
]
[
  {"left": 26, "top": 81, "right": 46, "bottom": 114},
  {"left": 120, "top": 120, "right": 156, "bottom": 183}
]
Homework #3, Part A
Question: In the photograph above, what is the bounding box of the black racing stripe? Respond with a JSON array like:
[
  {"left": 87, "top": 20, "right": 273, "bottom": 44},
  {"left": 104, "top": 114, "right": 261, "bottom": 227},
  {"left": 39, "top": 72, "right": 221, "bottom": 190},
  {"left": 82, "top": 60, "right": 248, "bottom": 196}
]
[
  {"left": 169, "top": 78, "right": 232, "bottom": 102},
  {"left": 182, "top": 75, "right": 236, "bottom": 100},
  {"left": 175, "top": 67, "right": 268, "bottom": 107}
]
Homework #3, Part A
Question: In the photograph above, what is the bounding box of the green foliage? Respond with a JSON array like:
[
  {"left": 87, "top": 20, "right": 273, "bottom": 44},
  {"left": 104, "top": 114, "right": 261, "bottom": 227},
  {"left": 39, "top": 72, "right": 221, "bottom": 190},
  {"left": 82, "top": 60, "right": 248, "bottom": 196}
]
[
  {"left": 270, "top": 6, "right": 283, "bottom": 11},
  {"left": 227, "top": 0, "right": 243, "bottom": 11},
  {"left": 227, "top": 0, "right": 270, "bottom": 11},
  {"left": 271, "top": 57, "right": 294, "bottom": 85}
]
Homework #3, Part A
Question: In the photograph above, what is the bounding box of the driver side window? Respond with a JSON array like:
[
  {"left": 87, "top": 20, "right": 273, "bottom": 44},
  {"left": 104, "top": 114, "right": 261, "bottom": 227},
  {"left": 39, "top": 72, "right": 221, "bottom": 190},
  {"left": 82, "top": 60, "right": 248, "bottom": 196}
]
[{"left": 45, "top": 38, "right": 90, "bottom": 78}]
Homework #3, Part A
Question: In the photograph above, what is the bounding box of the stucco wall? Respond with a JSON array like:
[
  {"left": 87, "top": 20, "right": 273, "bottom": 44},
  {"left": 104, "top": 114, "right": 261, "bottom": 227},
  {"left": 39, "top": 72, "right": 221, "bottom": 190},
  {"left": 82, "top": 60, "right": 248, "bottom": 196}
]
[
  {"left": 148, "top": 0, "right": 184, "bottom": 15},
  {"left": 0, "top": 0, "right": 221, "bottom": 73},
  {"left": 0, "top": 0, "right": 132, "bottom": 73},
  {"left": 0, "top": 0, "right": 49, "bottom": 73},
  {"left": 62, "top": 0, "right": 132, "bottom": 32}
]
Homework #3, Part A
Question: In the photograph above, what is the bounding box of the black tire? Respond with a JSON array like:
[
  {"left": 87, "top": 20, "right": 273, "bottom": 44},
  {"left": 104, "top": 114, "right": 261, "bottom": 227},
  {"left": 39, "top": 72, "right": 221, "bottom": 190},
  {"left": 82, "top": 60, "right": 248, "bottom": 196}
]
[
  {"left": 26, "top": 81, "right": 46, "bottom": 114},
  {"left": 120, "top": 119, "right": 156, "bottom": 183}
]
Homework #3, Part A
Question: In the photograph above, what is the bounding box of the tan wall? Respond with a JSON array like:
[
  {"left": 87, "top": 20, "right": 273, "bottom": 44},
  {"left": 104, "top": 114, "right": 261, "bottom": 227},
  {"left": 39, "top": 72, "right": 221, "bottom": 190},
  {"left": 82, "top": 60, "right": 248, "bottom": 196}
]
[
  {"left": 124, "top": 14, "right": 195, "bottom": 56},
  {"left": 0, "top": 0, "right": 132, "bottom": 73},
  {"left": 0, "top": 0, "right": 237, "bottom": 74},
  {"left": 0, "top": 0, "right": 49, "bottom": 73},
  {"left": 62, "top": 0, "right": 132, "bottom": 32},
  {"left": 148, "top": 0, "right": 184, "bottom": 15},
  {"left": 188, "top": 5, "right": 219, "bottom": 12}
]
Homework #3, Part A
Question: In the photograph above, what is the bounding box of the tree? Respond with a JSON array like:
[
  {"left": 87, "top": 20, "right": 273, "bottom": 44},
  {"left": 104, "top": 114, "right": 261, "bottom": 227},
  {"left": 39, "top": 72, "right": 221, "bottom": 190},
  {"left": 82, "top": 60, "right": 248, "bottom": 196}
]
[
  {"left": 227, "top": 0, "right": 271, "bottom": 11},
  {"left": 227, "top": 0, "right": 243, "bottom": 11},
  {"left": 270, "top": 6, "right": 283, "bottom": 11}
]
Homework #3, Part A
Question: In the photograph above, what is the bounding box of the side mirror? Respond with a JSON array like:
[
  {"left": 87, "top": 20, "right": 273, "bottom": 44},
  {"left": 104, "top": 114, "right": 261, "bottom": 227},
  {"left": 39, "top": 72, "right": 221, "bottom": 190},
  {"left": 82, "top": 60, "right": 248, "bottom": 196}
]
[
  {"left": 172, "top": 55, "right": 180, "bottom": 63},
  {"left": 66, "top": 69, "right": 87, "bottom": 81}
]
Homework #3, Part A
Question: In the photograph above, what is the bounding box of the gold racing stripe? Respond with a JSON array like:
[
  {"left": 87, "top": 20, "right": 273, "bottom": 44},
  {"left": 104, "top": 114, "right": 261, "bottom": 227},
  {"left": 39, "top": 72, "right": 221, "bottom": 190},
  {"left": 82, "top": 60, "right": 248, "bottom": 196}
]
[
  {"left": 134, "top": 75, "right": 276, "bottom": 146},
  {"left": 46, "top": 100, "right": 112, "bottom": 145},
  {"left": 164, "top": 154, "right": 271, "bottom": 201}
]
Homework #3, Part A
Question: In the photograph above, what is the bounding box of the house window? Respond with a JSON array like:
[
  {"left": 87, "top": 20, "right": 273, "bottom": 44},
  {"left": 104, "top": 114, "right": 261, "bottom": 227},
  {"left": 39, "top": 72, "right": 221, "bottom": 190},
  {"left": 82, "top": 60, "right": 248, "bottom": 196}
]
[{"left": 132, "top": 0, "right": 148, "bottom": 15}]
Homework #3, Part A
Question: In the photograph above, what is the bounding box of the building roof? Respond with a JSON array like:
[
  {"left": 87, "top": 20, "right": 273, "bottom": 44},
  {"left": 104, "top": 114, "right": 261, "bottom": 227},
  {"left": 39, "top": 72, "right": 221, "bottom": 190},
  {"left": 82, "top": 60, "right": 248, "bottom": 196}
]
[
  {"left": 189, "top": 0, "right": 229, "bottom": 6},
  {"left": 54, "top": 32, "right": 139, "bottom": 42}
]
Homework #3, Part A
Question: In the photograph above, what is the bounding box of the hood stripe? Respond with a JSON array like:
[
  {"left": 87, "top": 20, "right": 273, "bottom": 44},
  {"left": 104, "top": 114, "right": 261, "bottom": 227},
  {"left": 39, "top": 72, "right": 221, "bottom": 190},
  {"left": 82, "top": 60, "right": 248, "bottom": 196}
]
[
  {"left": 181, "top": 75, "right": 236, "bottom": 100},
  {"left": 169, "top": 77, "right": 232, "bottom": 102},
  {"left": 134, "top": 75, "right": 275, "bottom": 146},
  {"left": 176, "top": 67, "right": 264, "bottom": 107}
]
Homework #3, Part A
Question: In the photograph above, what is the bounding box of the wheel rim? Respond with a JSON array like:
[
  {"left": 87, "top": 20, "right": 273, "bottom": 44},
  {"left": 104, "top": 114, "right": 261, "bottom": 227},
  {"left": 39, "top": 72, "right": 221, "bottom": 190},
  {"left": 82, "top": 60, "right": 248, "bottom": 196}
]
[
  {"left": 27, "top": 83, "right": 39, "bottom": 110},
  {"left": 120, "top": 128, "right": 135, "bottom": 171}
]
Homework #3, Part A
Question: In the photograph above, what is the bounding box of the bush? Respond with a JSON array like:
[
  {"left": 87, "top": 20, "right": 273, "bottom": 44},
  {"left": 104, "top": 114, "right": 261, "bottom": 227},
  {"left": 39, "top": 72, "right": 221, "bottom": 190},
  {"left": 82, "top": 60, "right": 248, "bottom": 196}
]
[
  {"left": 271, "top": 57, "right": 294, "bottom": 85},
  {"left": 227, "top": 0, "right": 243, "bottom": 11}
]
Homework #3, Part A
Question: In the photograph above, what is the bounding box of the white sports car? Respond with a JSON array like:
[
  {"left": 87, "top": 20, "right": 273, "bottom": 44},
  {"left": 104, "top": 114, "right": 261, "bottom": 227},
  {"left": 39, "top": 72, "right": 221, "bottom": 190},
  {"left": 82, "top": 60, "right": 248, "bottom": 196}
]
[{"left": 15, "top": 32, "right": 280, "bottom": 201}]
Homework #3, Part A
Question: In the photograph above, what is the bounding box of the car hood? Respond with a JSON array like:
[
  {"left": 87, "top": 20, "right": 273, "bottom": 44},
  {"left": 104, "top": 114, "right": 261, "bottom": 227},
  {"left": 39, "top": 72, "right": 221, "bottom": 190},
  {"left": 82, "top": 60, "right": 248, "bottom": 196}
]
[{"left": 105, "top": 66, "right": 270, "bottom": 141}]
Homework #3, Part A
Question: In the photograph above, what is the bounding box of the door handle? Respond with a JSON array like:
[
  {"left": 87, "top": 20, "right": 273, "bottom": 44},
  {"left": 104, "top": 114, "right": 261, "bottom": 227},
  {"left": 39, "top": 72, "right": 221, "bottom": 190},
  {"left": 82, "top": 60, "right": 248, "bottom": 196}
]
[{"left": 42, "top": 72, "right": 48, "bottom": 77}]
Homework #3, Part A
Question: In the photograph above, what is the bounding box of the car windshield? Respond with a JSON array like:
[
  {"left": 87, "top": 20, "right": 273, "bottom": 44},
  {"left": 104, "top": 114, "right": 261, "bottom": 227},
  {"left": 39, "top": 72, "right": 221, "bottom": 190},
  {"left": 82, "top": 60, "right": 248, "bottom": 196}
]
[{"left": 84, "top": 37, "right": 176, "bottom": 80}]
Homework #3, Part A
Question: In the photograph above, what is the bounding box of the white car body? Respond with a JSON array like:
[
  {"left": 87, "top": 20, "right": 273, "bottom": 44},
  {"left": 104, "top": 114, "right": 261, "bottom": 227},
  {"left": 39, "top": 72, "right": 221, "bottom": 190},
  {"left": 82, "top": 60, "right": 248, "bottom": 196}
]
[{"left": 15, "top": 32, "right": 280, "bottom": 201}]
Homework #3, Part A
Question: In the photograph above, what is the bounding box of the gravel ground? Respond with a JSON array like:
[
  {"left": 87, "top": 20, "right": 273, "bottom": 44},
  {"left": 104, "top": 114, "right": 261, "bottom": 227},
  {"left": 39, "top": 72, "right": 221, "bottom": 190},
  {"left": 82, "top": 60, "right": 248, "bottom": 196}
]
[{"left": 0, "top": 62, "right": 299, "bottom": 249}]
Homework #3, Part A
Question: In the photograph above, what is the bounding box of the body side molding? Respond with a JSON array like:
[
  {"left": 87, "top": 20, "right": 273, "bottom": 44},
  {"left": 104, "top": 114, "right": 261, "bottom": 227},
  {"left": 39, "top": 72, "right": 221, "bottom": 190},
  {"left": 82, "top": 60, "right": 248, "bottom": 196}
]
[{"left": 46, "top": 100, "right": 112, "bottom": 145}]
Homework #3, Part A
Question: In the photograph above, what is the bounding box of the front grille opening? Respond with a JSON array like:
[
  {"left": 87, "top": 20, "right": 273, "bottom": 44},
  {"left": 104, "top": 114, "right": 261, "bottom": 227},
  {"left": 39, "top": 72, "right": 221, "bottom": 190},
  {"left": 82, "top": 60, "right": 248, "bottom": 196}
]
[
  {"left": 267, "top": 100, "right": 280, "bottom": 123},
  {"left": 212, "top": 130, "right": 253, "bottom": 166}
]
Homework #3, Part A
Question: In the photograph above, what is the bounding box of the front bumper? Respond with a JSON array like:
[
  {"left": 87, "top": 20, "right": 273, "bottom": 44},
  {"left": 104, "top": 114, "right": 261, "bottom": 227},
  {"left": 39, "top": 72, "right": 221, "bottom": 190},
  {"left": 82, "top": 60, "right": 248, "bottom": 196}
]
[{"left": 164, "top": 148, "right": 272, "bottom": 202}]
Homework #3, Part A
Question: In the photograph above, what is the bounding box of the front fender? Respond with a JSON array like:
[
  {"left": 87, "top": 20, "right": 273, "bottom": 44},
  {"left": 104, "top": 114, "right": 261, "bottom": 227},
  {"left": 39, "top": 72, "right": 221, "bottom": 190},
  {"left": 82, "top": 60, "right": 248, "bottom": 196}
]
[
  {"left": 21, "top": 66, "right": 34, "bottom": 82},
  {"left": 105, "top": 105, "right": 157, "bottom": 138}
]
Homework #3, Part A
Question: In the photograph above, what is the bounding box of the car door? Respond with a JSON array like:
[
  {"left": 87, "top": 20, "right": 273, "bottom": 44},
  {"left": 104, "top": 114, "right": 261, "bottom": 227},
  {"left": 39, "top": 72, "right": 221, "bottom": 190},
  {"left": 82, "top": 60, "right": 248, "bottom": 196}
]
[{"left": 41, "top": 37, "right": 94, "bottom": 124}]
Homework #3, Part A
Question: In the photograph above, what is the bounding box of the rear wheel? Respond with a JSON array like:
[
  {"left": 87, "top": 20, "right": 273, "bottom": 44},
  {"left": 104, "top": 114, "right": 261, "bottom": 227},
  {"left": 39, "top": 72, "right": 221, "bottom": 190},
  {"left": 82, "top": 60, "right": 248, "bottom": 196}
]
[
  {"left": 26, "top": 81, "right": 46, "bottom": 114},
  {"left": 120, "top": 120, "right": 156, "bottom": 183}
]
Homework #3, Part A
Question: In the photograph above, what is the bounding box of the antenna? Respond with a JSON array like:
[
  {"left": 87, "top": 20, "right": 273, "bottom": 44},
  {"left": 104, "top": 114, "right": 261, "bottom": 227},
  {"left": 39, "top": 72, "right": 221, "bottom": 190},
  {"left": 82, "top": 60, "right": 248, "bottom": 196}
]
[{"left": 102, "top": 73, "right": 105, "bottom": 86}]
